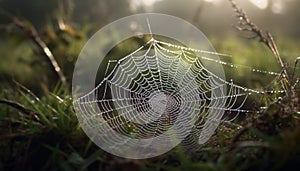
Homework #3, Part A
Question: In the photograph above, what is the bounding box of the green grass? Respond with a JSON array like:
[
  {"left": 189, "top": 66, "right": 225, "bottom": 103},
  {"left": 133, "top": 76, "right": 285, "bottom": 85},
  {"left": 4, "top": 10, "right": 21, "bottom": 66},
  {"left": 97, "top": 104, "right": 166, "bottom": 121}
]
[{"left": 0, "top": 80, "right": 299, "bottom": 170}]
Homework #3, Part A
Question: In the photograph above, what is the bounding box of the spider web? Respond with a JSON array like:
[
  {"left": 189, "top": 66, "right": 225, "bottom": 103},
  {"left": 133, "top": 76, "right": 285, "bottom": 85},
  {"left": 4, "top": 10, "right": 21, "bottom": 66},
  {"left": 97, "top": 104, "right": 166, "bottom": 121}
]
[{"left": 73, "top": 37, "right": 285, "bottom": 151}]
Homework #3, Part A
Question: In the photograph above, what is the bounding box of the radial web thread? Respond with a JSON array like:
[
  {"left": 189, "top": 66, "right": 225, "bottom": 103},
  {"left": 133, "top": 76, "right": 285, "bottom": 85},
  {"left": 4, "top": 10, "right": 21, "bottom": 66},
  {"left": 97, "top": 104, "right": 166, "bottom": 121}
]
[{"left": 73, "top": 38, "right": 286, "bottom": 150}]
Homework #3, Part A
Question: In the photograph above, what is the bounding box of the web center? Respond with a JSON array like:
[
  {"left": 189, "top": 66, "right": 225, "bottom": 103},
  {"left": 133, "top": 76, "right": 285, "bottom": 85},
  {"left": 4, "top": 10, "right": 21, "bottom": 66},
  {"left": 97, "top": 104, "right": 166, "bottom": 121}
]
[{"left": 149, "top": 92, "right": 168, "bottom": 115}]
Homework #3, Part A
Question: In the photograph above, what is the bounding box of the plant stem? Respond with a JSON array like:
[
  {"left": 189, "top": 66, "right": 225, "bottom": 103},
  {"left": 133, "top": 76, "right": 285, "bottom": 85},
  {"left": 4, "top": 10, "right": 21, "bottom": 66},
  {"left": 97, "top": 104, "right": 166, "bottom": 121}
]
[
  {"left": 228, "top": 0, "right": 290, "bottom": 91},
  {"left": 0, "top": 99, "right": 39, "bottom": 116},
  {"left": 12, "top": 17, "right": 66, "bottom": 84}
]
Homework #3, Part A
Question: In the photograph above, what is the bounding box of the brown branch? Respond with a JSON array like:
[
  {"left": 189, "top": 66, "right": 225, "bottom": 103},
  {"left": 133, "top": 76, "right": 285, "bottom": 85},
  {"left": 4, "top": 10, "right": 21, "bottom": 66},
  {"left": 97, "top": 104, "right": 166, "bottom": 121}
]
[
  {"left": 0, "top": 99, "right": 40, "bottom": 121},
  {"left": 231, "top": 123, "right": 252, "bottom": 144},
  {"left": 13, "top": 80, "right": 40, "bottom": 102},
  {"left": 235, "top": 141, "right": 269, "bottom": 148},
  {"left": 12, "top": 17, "right": 66, "bottom": 84},
  {"left": 228, "top": 0, "right": 290, "bottom": 90},
  {"left": 229, "top": 126, "right": 270, "bottom": 153},
  {"left": 292, "top": 57, "right": 300, "bottom": 86}
]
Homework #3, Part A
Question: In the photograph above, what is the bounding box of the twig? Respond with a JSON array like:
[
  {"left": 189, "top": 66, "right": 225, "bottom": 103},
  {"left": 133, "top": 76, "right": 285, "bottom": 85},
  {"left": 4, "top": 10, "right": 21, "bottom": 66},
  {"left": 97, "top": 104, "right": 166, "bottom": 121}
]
[
  {"left": 13, "top": 80, "right": 40, "bottom": 102},
  {"left": 231, "top": 123, "right": 252, "bottom": 144},
  {"left": 228, "top": 0, "right": 290, "bottom": 90},
  {"left": 228, "top": 123, "right": 271, "bottom": 152},
  {"left": 235, "top": 141, "right": 269, "bottom": 148},
  {"left": 292, "top": 57, "right": 300, "bottom": 87},
  {"left": 12, "top": 17, "right": 66, "bottom": 84},
  {"left": 0, "top": 99, "right": 40, "bottom": 120}
]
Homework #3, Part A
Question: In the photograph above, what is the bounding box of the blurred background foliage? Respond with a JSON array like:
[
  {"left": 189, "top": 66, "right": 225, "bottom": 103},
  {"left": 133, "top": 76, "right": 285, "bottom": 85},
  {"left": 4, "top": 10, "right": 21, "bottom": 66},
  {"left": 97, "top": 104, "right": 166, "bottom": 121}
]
[
  {"left": 0, "top": 0, "right": 299, "bottom": 170},
  {"left": 0, "top": 0, "right": 299, "bottom": 92}
]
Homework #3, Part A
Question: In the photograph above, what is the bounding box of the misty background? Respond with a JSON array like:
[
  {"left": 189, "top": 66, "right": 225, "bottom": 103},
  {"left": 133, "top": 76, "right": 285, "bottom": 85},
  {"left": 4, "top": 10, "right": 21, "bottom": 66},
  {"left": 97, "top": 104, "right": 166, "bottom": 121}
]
[
  {"left": 1, "top": 0, "right": 299, "bottom": 37},
  {"left": 0, "top": 0, "right": 299, "bottom": 92}
]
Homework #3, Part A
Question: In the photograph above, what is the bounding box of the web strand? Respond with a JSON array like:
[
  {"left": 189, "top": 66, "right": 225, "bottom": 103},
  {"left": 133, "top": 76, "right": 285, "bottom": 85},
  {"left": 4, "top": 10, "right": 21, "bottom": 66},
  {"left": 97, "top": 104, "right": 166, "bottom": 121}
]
[{"left": 74, "top": 37, "right": 285, "bottom": 149}]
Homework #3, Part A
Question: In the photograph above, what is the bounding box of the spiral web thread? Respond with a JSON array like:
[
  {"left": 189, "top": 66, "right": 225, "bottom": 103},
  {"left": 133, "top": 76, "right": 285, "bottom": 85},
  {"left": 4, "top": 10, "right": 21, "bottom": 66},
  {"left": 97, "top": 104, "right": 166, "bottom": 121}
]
[{"left": 73, "top": 38, "right": 286, "bottom": 151}]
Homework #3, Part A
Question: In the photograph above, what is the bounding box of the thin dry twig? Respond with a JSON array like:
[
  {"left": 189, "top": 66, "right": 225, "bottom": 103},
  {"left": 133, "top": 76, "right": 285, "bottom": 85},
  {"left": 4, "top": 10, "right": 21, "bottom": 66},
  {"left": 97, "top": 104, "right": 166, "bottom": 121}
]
[
  {"left": 0, "top": 99, "right": 40, "bottom": 121},
  {"left": 236, "top": 141, "right": 269, "bottom": 148},
  {"left": 292, "top": 57, "right": 300, "bottom": 87},
  {"left": 13, "top": 80, "right": 40, "bottom": 102},
  {"left": 231, "top": 123, "right": 252, "bottom": 144},
  {"left": 228, "top": 0, "right": 290, "bottom": 91},
  {"left": 12, "top": 17, "right": 66, "bottom": 84}
]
